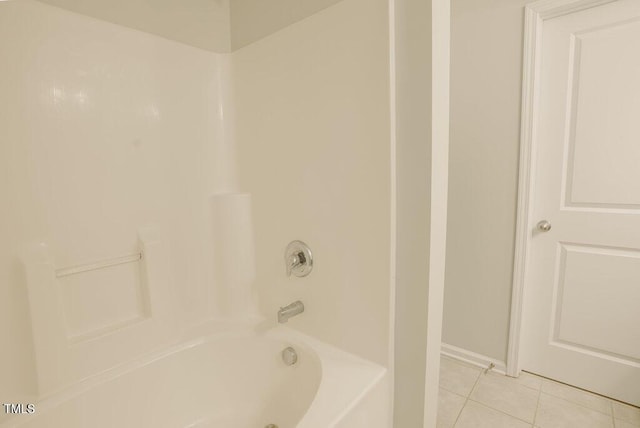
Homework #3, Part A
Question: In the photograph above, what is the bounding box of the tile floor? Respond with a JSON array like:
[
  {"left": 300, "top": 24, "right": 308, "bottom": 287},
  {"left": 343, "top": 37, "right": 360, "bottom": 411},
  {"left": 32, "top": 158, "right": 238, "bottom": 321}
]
[{"left": 438, "top": 356, "right": 640, "bottom": 428}]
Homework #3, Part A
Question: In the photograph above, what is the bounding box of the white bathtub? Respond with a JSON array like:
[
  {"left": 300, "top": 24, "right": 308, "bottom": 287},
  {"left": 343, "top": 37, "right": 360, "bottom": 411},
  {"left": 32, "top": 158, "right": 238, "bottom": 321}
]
[{"left": 1, "top": 325, "right": 386, "bottom": 428}]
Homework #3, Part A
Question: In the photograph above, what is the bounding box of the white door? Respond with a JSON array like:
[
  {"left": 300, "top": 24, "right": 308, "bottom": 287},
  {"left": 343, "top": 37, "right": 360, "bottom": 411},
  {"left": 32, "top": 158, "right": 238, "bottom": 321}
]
[{"left": 521, "top": 0, "right": 640, "bottom": 406}]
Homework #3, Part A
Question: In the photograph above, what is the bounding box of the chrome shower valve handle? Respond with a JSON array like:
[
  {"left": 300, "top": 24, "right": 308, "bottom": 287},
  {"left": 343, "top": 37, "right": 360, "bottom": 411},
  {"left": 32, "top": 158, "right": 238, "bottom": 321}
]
[{"left": 285, "top": 241, "right": 313, "bottom": 277}]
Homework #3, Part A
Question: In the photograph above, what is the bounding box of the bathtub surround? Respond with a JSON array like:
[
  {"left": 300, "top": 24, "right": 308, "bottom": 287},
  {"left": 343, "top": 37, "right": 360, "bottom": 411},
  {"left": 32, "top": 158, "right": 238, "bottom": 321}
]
[
  {"left": 0, "top": 0, "right": 233, "bottom": 401},
  {"left": 234, "top": 0, "right": 392, "bottom": 373},
  {"left": 234, "top": 0, "right": 450, "bottom": 425},
  {"left": 2, "top": 0, "right": 450, "bottom": 426},
  {"left": 209, "top": 55, "right": 240, "bottom": 193},
  {"left": 233, "top": 2, "right": 396, "bottom": 420},
  {"left": 209, "top": 193, "right": 258, "bottom": 318}
]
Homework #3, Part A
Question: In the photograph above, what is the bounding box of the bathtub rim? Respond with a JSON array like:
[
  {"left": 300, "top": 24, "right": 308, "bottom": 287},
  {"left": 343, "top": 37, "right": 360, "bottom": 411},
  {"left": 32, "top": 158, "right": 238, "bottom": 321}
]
[{"left": 0, "top": 320, "right": 386, "bottom": 428}]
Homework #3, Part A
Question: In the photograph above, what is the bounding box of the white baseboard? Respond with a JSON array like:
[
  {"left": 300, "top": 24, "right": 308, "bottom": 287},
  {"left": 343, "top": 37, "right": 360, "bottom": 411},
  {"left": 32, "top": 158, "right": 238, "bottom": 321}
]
[{"left": 441, "top": 343, "right": 507, "bottom": 375}]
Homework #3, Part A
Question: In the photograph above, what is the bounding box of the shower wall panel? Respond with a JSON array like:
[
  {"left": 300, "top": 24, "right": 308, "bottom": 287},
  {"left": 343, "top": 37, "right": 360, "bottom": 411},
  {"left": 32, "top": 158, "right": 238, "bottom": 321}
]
[
  {"left": 0, "top": 0, "right": 229, "bottom": 398},
  {"left": 233, "top": 0, "right": 392, "bottom": 367}
]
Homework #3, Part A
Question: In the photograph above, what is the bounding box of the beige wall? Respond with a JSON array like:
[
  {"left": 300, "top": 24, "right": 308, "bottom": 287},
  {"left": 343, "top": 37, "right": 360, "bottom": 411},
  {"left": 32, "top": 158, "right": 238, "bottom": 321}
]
[
  {"left": 393, "top": 0, "right": 450, "bottom": 426},
  {"left": 230, "top": 0, "right": 344, "bottom": 50},
  {"left": 37, "top": 0, "right": 231, "bottom": 52},
  {"left": 0, "top": 0, "right": 228, "bottom": 399},
  {"left": 392, "top": 0, "right": 433, "bottom": 425},
  {"left": 36, "top": 0, "right": 352, "bottom": 53},
  {"left": 233, "top": 0, "right": 392, "bottom": 367},
  {"left": 443, "top": 0, "right": 535, "bottom": 362}
]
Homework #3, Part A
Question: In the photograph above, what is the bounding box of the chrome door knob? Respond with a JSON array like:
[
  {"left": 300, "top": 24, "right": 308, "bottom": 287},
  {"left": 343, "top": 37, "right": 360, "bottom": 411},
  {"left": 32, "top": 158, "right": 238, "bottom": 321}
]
[{"left": 537, "top": 220, "right": 551, "bottom": 232}]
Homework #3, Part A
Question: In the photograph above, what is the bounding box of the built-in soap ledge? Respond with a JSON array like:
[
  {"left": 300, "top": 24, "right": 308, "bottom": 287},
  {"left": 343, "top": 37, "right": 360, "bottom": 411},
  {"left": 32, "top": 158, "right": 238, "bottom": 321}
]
[
  {"left": 52, "top": 248, "right": 149, "bottom": 342},
  {"left": 22, "top": 225, "right": 172, "bottom": 396}
]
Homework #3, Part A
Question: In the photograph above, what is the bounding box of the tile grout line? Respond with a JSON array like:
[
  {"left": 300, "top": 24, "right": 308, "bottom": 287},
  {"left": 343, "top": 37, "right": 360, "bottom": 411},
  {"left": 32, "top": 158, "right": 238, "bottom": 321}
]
[
  {"left": 532, "top": 384, "right": 542, "bottom": 427},
  {"left": 449, "top": 364, "right": 544, "bottom": 427},
  {"left": 445, "top": 361, "right": 638, "bottom": 428},
  {"left": 532, "top": 372, "right": 629, "bottom": 404},
  {"left": 536, "top": 375, "right": 638, "bottom": 416},
  {"left": 539, "top": 389, "right": 614, "bottom": 418},
  {"left": 450, "top": 370, "right": 541, "bottom": 427},
  {"left": 545, "top": 392, "right": 613, "bottom": 416},
  {"left": 444, "top": 361, "right": 635, "bottom": 428},
  {"left": 466, "top": 369, "right": 541, "bottom": 426},
  {"left": 539, "top": 379, "right": 619, "bottom": 418},
  {"left": 465, "top": 397, "right": 537, "bottom": 426},
  {"left": 451, "top": 368, "right": 483, "bottom": 428}
]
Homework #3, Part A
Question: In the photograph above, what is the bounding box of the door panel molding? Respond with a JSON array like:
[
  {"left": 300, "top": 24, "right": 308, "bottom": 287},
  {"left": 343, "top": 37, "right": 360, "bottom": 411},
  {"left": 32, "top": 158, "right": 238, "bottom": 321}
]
[
  {"left": 551, "top": 242, "right": 640, "bottom": 363},
  {"left": 506, "top": 0, "right": 618, "bottom": 377},
  {"left": 563, "top": 19, "right": 640, "bottom": 210}
]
